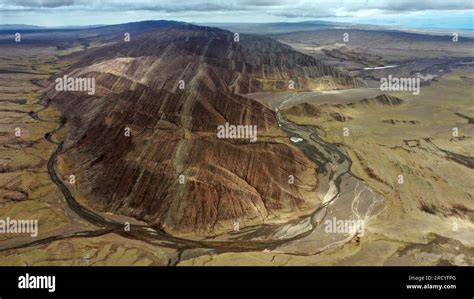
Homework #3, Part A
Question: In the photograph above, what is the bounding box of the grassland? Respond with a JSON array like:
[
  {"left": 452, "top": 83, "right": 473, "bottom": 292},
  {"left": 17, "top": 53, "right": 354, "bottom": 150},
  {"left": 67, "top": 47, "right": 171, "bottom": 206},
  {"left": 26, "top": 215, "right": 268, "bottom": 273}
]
[{"left": 281, "top": 70, "right": 474, "bottom": 264}]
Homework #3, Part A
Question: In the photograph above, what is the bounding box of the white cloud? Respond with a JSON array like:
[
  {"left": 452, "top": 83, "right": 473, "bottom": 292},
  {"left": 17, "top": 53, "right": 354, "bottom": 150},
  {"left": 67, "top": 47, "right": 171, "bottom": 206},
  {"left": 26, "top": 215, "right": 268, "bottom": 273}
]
[
  {"left": 1, "top": 0, "right": 473, "bottom": 15},
  {"left": 0, "top": 0, "right": 472, "bottom": 26}
]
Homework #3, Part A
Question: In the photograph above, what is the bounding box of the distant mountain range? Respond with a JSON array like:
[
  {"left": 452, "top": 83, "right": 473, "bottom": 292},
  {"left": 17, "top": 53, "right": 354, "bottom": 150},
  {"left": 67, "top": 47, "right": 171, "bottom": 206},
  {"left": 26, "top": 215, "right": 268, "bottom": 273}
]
[
  {"left": 0, "top": 24, "right": 100, "bottom": 30},
  {"left": 3, "top": 20, "right": 473, "bottom": 37}
]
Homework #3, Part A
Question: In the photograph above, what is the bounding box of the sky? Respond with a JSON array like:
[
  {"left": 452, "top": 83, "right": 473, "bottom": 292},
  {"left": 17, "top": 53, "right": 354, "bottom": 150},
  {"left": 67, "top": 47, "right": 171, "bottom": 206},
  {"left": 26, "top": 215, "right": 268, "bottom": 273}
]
[{"left": 0, "top": 0, "right": 473, "bottom": 30}]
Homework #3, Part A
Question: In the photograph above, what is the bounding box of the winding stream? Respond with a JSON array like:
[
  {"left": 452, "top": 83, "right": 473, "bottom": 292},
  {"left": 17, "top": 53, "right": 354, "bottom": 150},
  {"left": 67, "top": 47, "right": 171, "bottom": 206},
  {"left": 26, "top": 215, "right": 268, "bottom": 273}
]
[{"left": 2, "top": 89, "right": 385, "bottom": 261}]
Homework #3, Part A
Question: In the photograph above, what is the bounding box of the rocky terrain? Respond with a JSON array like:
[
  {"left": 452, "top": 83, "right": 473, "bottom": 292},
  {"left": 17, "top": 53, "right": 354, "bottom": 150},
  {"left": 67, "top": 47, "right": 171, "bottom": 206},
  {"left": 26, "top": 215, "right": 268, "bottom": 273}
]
[
  {"left": 39, "top": 22, "right": 362, "bottom": 237},
  {"left": 1, "top": 20, "right": 471, "bottom": 266}
]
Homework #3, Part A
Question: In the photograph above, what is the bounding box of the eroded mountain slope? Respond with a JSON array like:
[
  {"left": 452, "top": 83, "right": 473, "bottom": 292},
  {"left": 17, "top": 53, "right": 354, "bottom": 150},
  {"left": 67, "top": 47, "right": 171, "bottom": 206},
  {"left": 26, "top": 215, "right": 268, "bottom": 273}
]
[{"left": 43, "top": 23, "right": 362, "bottom": 237}]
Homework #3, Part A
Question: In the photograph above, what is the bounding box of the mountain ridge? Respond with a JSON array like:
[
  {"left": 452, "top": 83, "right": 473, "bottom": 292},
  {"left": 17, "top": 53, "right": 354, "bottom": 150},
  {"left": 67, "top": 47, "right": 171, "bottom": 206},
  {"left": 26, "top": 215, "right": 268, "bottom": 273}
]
[{"left": 42, "top": 21, "right": 362, "bottom": 236}]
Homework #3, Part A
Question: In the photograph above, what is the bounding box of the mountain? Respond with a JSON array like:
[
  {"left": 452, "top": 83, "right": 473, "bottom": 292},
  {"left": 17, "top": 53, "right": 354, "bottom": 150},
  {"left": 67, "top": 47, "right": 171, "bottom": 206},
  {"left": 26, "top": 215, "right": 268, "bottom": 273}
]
[
  {"left": 0, "top": 24, "right": 45, "bottom": 30},
  {"left": 43, "top": 21, "right": 362, "bottom": 237},
  {"left": 200, "top": 20, "right": 389, "bottom": 35},
  {"left": 0, "top": 20, "right": 184, "bottom": 45}
]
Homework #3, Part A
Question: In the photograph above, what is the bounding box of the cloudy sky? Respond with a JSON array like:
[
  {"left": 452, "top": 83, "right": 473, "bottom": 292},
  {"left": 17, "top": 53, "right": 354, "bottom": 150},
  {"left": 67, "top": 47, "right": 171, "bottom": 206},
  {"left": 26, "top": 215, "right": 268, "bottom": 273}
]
[{"left": 0, "top": 0, "right": 472, "bottom": 29}]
